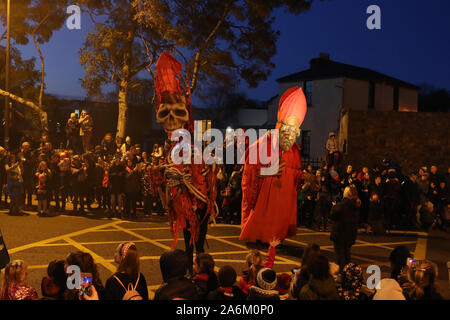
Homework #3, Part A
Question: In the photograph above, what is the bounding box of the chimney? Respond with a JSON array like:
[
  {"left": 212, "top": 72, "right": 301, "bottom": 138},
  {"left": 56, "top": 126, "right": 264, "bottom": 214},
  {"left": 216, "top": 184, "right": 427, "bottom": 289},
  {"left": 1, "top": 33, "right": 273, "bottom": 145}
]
[
  {"left": 310, "top": 53, "right": 330, "bottom": 69},
  {"left": 319, "top": 53, "right": 330, "bottom": 60}
]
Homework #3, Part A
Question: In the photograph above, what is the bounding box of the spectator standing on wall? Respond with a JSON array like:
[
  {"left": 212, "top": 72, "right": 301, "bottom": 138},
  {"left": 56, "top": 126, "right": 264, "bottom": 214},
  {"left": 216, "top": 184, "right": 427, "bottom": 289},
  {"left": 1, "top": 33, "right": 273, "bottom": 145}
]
[
  {"left": 326, "top": 132, "right": 339, "bottom": 166},
  {"left": 66, "top": 113, "right": 80, "bottom": 152},
  {"left": 79, "top": 110, "right": 94, "bottom": 153}
]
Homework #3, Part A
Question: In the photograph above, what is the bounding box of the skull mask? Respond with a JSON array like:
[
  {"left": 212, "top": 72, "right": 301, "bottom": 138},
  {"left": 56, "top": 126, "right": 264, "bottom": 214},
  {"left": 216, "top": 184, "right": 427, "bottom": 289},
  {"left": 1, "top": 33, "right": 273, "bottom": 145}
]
[{"left": 156, "top": 93, "right": 190, "bottom": 133}]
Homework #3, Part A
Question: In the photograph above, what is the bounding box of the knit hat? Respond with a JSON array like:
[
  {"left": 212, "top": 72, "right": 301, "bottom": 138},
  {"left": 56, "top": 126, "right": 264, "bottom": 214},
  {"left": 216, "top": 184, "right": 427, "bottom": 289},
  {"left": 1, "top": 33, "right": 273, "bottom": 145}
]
[
  {"left": 338, "top": 263, "right": 363, "bottom": 300},
  {"left": 218, "top": 265, "right": 237, "bottom": 288},
  {"left": 256, "top": 268, "right": 277, "bottom": 291}
]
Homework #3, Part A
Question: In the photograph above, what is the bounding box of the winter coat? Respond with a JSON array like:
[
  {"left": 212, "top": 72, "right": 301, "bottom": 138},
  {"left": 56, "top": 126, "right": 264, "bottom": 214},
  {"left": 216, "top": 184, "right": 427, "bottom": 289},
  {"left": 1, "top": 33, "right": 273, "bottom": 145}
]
[
  {"left": 330, "top": 198, "right": 359, "bottom": 245},
  {"left": 298, "top": 276, "right": 340, "bottom": 300},
  {"left": 193, "top": 273, "right": 218, "bottom": 300},
  {"left": 109, "top": 164, "right": 125, "bottom": 194},
  {"left": 154, "top": 278, "right": 199, "bottom": 300},
  {"left": 125, "top": 166, "right": 140, "bottom": 193}
]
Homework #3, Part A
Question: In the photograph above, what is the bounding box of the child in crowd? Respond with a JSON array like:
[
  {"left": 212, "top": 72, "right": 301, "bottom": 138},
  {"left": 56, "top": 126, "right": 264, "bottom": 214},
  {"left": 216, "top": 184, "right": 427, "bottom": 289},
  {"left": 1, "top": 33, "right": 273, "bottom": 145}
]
[
  {"left": 368, "top": 192, "right": 385, "bottom": 235},
  {"left": 104, "top": 242, "right": 148, "bottom": 300},
  {"left": 41, "top": 260, "right": 67, "bottom": 300},
  {"left": 247, "top": 268, "right": 280, "bottom": 300},
  {"left": 298, "top": 254, "right": 340, "bottom": 300},
  {"left": 154, "top": 249, "right": 199, "bottom": 300},
  {"left": 0, "top": 260, "right": 38, "bottom": 300},
  {"left": 238, "top": 238, "right": 280, "bottom": 295},
  {"left": 64, "top": 251, "right": 105, "bottom": 300},
  {"left": 36, "top": 161, "right": 51, "bottom": 216},
  {"left": 403, "top": 259, "right": 443, "bottom": 300},
  {"left": 192, "top": 253, "right": 218, "bottom": 299},
  {"left": 289, "top": 243, "right": 321, "bottom": 299},
  {"left": 337, "top": 263, "right": 371, "bottom": 300},
  {"left": 207, "top": 265, "right": 246, "bottom": 300}
]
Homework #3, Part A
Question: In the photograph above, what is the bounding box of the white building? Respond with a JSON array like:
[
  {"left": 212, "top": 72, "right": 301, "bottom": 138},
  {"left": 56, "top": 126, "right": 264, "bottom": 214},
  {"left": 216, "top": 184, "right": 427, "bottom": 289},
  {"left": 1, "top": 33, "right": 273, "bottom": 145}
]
[{"left": 266, "top": 53, "right": 419, "bottom": 161}]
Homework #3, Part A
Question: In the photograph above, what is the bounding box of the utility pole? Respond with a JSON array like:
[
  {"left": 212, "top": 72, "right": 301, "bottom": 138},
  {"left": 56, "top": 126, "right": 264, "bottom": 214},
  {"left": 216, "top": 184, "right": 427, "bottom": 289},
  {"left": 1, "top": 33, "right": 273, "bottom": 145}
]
[{"left": 4, "top": 0, "right": 11, "bottom": 149}]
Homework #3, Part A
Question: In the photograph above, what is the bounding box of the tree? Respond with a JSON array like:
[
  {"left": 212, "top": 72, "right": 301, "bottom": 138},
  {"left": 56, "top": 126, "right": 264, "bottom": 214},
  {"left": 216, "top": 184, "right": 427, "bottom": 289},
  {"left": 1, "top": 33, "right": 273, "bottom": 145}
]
[
  {"left": 0, "top": 0, "right": 70, "bottom": 134},
  {"left": 79, "top": 0, "right": 159, "bottom": 139},
  {"left": 418, "top": 84, "right": 450, "bottom": 113},
  {"left": 80, "top": 0, "right": 318, "bottom": 138},
  {"left": 133, "top": 0, "right": 317, "bottom": 96}
]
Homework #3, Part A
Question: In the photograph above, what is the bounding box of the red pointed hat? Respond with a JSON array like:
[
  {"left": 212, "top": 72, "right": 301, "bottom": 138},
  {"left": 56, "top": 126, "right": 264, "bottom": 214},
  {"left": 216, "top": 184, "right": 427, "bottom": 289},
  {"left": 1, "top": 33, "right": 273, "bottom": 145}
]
[
  {"left": 276, "top": 87, "right": 307, "bottom": 129},
  {"left": 155, "top": 51, "right": 186, "bottom": 108},
  {"left": 155, "top": 51, "right": 194, "bottom": 132}
]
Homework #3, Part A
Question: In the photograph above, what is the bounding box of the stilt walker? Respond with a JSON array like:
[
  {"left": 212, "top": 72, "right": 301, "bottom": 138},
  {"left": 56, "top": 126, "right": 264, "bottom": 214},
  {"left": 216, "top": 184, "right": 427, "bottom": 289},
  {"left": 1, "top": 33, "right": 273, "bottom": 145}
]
[
  {"left": 154, "top": 52, "right": 218, "bottom": 273},
  {"left": 240, "top": 87, "right": 307, "bottom": 243}
]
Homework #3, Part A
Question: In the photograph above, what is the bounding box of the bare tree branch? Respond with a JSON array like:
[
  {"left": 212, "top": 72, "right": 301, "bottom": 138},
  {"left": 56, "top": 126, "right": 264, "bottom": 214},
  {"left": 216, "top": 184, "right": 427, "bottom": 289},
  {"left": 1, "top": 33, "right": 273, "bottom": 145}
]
[{"left": 189, "top": 1, "right": 233, "bottom": 95}]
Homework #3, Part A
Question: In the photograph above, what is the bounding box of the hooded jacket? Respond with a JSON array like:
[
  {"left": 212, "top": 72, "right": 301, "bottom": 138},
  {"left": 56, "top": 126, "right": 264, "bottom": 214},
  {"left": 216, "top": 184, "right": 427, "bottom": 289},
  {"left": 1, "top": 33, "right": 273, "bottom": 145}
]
[{"left": 298, "top": 276, "right": 340, "bottom": 300}]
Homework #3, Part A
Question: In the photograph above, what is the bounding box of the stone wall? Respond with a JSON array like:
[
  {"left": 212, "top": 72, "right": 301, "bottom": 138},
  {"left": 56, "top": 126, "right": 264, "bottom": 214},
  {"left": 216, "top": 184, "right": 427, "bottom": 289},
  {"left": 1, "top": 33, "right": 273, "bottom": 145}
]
[{"left": 342, "top": 109, "right": 450, "bottom": 173}]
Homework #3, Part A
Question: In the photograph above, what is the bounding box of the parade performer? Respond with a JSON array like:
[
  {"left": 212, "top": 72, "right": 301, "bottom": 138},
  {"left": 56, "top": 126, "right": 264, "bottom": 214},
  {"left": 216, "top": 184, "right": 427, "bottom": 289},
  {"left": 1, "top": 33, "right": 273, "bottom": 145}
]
[
  {"left": 240, "top": 87, "right": 307, "bottom": 243},
  {"left": 154, "top": 52, "right": 218, "bottom": 272}
]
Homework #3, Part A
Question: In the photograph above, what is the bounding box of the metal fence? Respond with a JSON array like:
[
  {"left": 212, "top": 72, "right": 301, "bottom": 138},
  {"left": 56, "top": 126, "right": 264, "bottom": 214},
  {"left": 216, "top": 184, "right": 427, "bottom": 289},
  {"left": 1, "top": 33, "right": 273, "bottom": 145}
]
[{"left": 302, "top": 157, "right": 323, "bottom": 170}]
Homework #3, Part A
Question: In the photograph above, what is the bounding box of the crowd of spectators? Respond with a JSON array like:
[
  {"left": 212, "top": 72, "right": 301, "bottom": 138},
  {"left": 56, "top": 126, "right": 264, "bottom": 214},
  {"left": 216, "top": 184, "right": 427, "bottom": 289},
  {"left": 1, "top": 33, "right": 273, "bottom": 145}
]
[
  {"left": 0, "top": 240, "right": 443, "bottom": 300},
  {"left": 298, "top": 159, "right": 449, "bottom": 234}
]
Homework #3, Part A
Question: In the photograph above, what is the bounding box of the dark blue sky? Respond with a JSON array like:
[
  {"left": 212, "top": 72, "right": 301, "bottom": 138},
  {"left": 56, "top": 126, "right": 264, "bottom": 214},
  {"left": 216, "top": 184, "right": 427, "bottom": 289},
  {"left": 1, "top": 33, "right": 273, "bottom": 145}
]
[{"left": 17, "top": 0, "right": 450, "bottom": 104}]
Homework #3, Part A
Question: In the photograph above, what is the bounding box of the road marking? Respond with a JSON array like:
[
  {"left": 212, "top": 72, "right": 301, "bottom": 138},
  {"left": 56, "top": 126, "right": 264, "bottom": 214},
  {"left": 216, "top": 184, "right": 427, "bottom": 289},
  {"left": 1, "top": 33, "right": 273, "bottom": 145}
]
[
  {"left": 206, "top": 234, "right": 300, "bottom": 265},
  {"left": 284, "top": 237, "right": 381, "bottom": 265},
  {"left": 63, "top": 237, "right": 118, "bottom": 273},
  {"left": 8, "top": 220, "right": 125, "bottom": 254},
  {"left": 112, "top": 224, "right": 172, "bottom": 251}
]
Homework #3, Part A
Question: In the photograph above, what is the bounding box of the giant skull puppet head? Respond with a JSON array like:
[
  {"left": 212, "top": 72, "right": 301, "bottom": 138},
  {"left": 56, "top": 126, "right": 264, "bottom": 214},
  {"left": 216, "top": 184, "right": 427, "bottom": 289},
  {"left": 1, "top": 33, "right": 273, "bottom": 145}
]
[
  {"left": 155, "top": 52, "right": 193, "bottom": 133},
  {"left": 156, "top": 92, "right": 190, "bottom": 133}
]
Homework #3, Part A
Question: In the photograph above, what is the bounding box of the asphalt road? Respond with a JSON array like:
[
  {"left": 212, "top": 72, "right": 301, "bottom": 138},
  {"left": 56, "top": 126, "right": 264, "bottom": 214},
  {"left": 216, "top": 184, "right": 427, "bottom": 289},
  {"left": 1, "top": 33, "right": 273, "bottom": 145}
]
[{"left": 0, "top": 203, "right": 448, "bottom": 300}]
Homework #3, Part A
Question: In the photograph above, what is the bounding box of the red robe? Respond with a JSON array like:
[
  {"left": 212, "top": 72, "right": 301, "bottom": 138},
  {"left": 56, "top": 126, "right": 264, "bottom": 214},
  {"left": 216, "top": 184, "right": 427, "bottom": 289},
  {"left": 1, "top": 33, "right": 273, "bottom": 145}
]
[{"left": 240, "top": 133, "right": 302, "bottom": 243}]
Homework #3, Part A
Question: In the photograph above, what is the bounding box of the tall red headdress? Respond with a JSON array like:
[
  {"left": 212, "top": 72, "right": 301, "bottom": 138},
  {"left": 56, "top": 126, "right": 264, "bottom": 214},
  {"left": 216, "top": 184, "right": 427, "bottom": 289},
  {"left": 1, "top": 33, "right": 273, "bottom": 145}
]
[
  {"left": 155, "top": 51, "right": 194, "bottom": 132},
  {"left": 276, "top": 87, "right": 307, "bottom": 129}
]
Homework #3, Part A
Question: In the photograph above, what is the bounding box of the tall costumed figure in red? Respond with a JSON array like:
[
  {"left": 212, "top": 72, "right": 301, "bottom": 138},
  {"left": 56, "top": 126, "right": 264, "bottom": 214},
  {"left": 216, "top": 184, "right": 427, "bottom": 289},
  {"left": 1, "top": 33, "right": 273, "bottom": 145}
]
[
  {"left": 240, "top": 87, "right": 307, "bottom": 243},
  {"left": 154, "top": 52, "right": 218, "bottom": 272}
]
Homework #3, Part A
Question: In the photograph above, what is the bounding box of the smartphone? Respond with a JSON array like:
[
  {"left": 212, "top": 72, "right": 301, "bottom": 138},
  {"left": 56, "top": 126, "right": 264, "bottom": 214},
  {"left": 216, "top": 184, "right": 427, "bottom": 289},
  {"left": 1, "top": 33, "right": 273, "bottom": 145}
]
[
  {"left": 407, "top": 258, "right": 416, "bottom": 268},
  {"left": 79, "top": 273, "right": 92, "bottom": 297}
]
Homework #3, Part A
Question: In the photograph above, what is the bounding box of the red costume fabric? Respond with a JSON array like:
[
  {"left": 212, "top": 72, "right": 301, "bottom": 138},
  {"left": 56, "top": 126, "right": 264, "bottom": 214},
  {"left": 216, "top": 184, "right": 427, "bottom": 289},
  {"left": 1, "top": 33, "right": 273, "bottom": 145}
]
[
  {"left": 240, "top": 87, "right": 307, "bottom": 243},
  {"left": 155, "top": 51, "right": 215, "bottom": 248}
]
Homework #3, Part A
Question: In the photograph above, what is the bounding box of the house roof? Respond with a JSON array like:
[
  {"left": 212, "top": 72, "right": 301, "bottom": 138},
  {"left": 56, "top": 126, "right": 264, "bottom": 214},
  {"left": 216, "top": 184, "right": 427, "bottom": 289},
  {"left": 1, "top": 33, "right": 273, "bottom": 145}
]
[{"left": 276, "top": 56, "right": 420, "bottom": 90}]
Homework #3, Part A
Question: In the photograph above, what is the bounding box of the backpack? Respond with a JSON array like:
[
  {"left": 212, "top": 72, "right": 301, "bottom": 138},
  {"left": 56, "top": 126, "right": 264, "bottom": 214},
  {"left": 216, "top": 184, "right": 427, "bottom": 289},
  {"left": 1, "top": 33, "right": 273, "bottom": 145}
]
[{"left": 113, "top": 273, "right": 143, "bottom": 300}]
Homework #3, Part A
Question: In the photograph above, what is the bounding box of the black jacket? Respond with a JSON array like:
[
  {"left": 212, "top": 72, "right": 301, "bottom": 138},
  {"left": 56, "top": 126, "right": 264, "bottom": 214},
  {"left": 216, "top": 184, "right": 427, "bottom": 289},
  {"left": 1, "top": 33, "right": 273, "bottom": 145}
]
[
  {"left": 109, "top": 164, "right": 125, "bottom": 193},
  {"left": 207, "top": 286, "right": 246, "bottom": 301},
  {"left": 104, "top": 272, "right": 148, "bottom": 300},
  {"left": 154, "top": 277, "right": 199, "bottom": 300},
  {"left": 330, "top": 198, "right": 360, "bottom": 245},
  {"left": 193, "top": 273, "right": 218, "bottom": 300}
]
